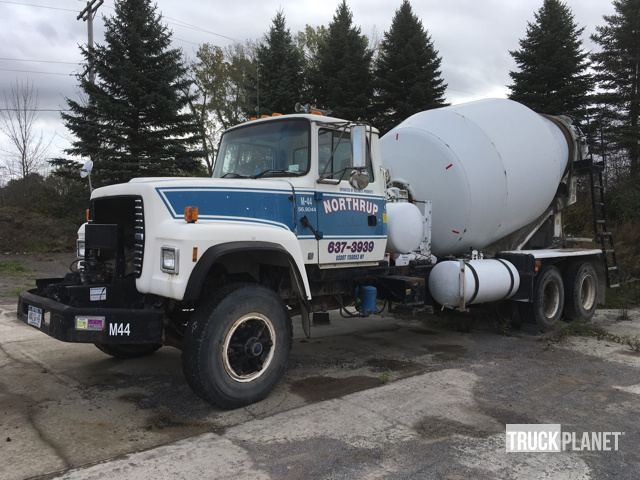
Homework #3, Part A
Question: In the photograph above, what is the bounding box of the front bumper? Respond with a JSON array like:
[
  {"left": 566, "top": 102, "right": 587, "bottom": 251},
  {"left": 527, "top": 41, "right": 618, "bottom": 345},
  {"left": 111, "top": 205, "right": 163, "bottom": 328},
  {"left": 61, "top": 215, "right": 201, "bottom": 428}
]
[{"left": 17, "top": 288, "right": 164, "bottom": 344}]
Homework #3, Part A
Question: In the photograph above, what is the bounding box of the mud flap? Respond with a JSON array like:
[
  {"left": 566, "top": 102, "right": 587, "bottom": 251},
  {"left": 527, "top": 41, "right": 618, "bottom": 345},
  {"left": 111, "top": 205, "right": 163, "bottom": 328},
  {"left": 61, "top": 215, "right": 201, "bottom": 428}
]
[{"left": 300, "top": 296, "right": 311, "bottom": 338}]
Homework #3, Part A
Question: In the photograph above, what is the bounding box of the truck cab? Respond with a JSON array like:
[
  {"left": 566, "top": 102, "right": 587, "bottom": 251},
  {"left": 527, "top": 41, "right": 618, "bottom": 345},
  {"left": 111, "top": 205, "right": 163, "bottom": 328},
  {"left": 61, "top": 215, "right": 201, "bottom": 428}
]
[
  {"left": 209, "top": 114, "right": 388, "bottom": 267},
  {"left": 18, "top": 112, "right": 410, "bottom": 409}
]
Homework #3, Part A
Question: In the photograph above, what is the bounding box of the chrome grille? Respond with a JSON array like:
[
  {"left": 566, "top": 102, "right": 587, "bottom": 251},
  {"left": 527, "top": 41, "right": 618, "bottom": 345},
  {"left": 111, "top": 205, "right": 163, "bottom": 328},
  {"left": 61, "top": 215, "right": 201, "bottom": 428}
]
[{"left": 133, "top": 197, "right": 145, "bottom": 278}]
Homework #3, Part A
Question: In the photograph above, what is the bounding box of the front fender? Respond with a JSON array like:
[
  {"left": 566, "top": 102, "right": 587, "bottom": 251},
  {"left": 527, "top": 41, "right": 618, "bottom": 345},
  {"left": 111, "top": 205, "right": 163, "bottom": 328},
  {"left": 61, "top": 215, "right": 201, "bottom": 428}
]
[{"left": 136, "top": 220, "right": 311, "bottom": 302}]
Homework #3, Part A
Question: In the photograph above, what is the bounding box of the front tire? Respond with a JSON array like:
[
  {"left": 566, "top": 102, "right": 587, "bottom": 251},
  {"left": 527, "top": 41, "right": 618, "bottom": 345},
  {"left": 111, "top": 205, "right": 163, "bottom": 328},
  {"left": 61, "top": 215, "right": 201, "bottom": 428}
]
[
  {"left": 182, "top": 284, "right": 292, "bottom": 409},
  {"left": 533, "top": 265, "right": 565, "bottom": 332},
  {"left": 563, "top": 261, "right": 598, "bottom": 322}
]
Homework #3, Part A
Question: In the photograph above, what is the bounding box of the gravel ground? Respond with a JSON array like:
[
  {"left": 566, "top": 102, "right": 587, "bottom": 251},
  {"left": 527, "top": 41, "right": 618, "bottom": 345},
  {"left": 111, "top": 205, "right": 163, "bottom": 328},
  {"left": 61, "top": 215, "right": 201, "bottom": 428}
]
[{"left": 1, "top": 255, "right": 639, "bottom": 479}]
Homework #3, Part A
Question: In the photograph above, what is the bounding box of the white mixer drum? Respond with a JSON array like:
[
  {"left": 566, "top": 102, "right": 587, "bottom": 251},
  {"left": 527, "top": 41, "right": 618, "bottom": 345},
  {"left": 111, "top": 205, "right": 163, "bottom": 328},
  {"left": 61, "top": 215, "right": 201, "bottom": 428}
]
[{"left": 381, "top": 99, "right": 569, "bottom": 256}]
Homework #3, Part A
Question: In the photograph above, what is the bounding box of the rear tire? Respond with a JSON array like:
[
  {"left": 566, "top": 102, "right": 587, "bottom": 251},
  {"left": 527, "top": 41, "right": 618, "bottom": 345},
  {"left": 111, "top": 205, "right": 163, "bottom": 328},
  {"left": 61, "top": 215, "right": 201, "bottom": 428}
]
[
  {"left": 563, "top": 261, "right": 598, "bottom": 322},
  {"left": 182, "top": 283, "right": 292, "bottom": 409},
  {"left": 95, "top": 343, "right": 162, "bottom": 359},
  {"left": 533, "top": 265, "right": 565, "bottom": 332}
]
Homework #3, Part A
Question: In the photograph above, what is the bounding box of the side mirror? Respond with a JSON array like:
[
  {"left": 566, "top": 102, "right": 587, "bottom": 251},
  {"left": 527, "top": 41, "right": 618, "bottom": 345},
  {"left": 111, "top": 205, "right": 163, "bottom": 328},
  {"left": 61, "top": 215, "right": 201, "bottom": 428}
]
[
  {"left": 350, "top": 125, "right": 369, "bottom": 190},
  {"left": 80, "top": 159, "right": 93, "bottom": 178},
  {"left": 80, "top": 159, "right": 93, "bottom": 193},
  {"left": 349, "top": 170, "right": 369, "bottom": 190}
]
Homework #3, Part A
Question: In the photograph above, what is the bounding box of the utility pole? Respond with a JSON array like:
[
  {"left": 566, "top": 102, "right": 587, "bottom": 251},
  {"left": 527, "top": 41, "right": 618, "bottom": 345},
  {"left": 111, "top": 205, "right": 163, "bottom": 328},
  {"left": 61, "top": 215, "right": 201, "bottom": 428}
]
[
  {"left": 77, "top": 0, "right": 103, "bottom": 192},
  {"left": 77, "top": 0, "right": 104, "bottom": 84}
]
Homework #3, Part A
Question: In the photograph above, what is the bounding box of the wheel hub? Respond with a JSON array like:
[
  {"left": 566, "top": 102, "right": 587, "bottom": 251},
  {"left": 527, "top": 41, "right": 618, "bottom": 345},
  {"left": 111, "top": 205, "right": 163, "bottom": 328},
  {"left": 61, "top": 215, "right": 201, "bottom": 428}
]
[
  {"left": 246, "top": 338, "right": 264, "bottom": 357},
  {"left": 222, "top": 313, "right": 276, "bottom": 383}
]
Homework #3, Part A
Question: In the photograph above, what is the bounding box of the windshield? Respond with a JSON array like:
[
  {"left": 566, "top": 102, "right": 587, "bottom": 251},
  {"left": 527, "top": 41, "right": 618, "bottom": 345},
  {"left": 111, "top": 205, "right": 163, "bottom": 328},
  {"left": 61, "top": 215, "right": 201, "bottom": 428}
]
[{"left": 213, "top": 119, "right": 310, "bottom": 178}]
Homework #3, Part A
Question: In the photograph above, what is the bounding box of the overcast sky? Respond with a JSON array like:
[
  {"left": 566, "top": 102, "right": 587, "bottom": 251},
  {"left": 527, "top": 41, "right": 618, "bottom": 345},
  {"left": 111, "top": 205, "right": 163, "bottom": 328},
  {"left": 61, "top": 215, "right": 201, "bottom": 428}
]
[{"left": 0, "top": 0, "right": 616, "bottom": 176}]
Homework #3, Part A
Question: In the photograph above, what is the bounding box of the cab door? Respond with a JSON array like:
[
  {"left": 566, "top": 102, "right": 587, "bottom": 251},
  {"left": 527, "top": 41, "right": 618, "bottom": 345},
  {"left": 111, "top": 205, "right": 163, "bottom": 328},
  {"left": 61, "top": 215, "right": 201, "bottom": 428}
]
[{"left": 315, "top": 127, "right": 386, "bottom": 266}]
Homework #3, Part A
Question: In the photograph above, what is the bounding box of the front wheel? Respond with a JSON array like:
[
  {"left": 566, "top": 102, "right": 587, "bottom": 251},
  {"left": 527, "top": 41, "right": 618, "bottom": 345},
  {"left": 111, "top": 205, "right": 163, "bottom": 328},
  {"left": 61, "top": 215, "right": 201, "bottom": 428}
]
[{"left": 182, "top": 284, "right": 292, "bottom": 409}]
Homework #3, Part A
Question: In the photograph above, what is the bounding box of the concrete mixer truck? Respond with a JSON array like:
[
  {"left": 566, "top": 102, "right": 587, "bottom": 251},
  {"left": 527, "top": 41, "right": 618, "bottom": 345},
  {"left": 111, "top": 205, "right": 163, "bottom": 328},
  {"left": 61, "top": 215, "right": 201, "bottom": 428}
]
[{"left": 18, "top": 98, "right": 616, "bottom": 408}]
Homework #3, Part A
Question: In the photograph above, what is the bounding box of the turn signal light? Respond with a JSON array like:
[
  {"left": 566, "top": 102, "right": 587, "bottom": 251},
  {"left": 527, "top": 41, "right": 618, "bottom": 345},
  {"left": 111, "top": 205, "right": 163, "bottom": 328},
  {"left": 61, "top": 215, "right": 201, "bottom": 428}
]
[
  {"left": 184, "top": 206, "right": 199, "bottom": 223},
  {"left": 85, "top": 208, "right": 91, "bottom": 222}
]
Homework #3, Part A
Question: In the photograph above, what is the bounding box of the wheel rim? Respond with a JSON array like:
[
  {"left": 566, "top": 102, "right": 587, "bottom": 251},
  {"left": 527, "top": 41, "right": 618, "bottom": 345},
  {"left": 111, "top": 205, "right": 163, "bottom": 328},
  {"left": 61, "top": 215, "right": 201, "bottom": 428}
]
[
  {"left": 579, "top": 273, "right": 597, "bottom": 311},
  {"left": 543, "top": 280, "right": 561, "bottom": 319},
  {"left": 222, "top": 313, "right": 276, "bottom": 383}
]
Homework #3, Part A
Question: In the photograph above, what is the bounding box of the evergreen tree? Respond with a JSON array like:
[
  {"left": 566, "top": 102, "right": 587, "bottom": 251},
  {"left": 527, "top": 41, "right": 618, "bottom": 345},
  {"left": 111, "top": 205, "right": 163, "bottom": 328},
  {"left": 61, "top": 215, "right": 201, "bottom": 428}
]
[
  {"left": 310, "top": 1, "right": 373, "bottom": 121},
  {"left": 373, "top": 0, "right": 447, "bottom": 134},
  {"left": 249, "top": 11, "right": 304, "bottom": 115},
  {"left": 591, "top": 0, "right": 640, "bottom": 175},
  {"left": 62, "top": 0, "right": 202, "bottom": 187},
  {"left": 508, "top": 0, "right": 593, "bottom": 122}
]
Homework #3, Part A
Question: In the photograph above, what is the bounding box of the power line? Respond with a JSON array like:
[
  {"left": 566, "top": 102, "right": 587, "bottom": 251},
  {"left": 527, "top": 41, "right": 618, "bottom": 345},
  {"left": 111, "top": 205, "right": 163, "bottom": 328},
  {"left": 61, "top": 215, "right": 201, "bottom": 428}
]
[
  {"left": 0, "top": 67, "right": 75, "bottom": 76},
  {"left": 0, "top": 56, "right": 80, "bottom": 65},
  {"left": 163, "top": 16, "right": 237, "bottom": 42},
  {"left": 0, "top": 108, "right": 70, "bottom": 112},
  {"left": 102, "top": 1, "right": 237, "bottom": 43},
  {"left": 0, "top": 0, "right": 76, "bottom": 12}
]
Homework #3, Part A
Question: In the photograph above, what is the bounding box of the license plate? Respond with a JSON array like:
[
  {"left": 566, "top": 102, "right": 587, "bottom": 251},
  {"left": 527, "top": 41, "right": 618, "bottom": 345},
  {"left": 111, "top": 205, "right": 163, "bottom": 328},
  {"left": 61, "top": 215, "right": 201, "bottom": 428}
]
[{"left": 27, "top": 306, "right": 43, "bottom": 328}]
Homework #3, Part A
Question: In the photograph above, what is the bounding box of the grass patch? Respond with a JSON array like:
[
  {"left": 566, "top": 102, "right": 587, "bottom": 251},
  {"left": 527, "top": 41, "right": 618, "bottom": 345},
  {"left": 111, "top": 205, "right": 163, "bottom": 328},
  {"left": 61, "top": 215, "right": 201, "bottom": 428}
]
[
  {"left": 378, "top": 371, "right": 391, "bottom": 384},
  {"left": 542, "top": 320, "right": 640, "bottom": 353},
  {"left": 0, "top": 260, "right": 31, "bottom": 276}
]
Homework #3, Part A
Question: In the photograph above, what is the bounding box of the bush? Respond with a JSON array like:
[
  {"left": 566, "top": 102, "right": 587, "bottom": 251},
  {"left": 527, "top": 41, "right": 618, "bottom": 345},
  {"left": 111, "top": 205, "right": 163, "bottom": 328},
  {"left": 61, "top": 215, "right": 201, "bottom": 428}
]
[{"left": 0, "top": 174, "right": 87, "bottom": 253}]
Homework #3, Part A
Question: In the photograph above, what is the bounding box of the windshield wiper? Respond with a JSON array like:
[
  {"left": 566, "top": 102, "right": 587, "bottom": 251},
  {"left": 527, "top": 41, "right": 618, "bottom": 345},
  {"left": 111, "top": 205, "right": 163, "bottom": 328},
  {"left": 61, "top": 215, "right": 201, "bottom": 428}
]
[
  {"left": 221, "top": 172, "right": 250, "bottom": 178},
  {"left": 252, "top": 169, "right": 302, "bottom": 179}
]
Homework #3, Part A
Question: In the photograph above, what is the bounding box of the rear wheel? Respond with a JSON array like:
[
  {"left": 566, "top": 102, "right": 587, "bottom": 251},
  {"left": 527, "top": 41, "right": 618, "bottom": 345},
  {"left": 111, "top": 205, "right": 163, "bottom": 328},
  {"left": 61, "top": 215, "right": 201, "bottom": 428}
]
[
  {"left": 532, "top": 265, "right": 565, "bottom": 331},
  {"left": 182, "top": 283, "right": 292, "bottom": 409},
  {"left": 95, "top": 343, "right": 162, "bottom": 359},
  {"left": 563, "top": 261, "right": 598, "bottom": 321}
]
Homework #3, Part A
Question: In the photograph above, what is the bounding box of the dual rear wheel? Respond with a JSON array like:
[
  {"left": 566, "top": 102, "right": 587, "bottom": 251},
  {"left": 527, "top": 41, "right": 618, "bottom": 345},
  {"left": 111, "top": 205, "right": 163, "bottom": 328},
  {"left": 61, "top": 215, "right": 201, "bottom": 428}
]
[{"left": 524, "top": 261, "right": 598, "bottom": 331}]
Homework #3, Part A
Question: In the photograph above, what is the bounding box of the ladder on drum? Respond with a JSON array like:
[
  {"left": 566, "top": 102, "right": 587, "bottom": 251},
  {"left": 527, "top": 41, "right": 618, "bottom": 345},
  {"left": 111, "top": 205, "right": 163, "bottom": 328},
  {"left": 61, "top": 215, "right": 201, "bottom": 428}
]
[{"left": 588, "top": 162, "right": 620, "bottom": 288}]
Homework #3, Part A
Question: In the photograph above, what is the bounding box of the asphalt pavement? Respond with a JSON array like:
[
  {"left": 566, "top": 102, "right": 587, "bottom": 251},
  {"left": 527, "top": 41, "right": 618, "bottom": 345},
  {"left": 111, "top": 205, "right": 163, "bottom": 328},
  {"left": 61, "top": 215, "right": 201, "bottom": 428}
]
[{"left": 1, "top": 305, "right": 639, "bottom": 479}]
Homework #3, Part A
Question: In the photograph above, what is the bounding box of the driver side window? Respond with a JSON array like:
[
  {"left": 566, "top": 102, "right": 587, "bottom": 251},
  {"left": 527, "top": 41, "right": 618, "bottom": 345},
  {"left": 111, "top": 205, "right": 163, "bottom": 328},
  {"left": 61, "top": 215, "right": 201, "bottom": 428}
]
[
  {"left": 318, "top": 129, "right": 351, "bottom": 179},
  {"left": 318, "top": 128, "right": 374, "bottom": 181}
]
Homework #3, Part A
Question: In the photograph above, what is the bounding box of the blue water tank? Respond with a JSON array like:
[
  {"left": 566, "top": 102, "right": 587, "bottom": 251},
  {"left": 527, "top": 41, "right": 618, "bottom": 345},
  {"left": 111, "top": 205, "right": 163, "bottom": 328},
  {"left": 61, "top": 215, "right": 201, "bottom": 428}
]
[{"left": 359, "top": 285, "right": 377, "bottom": 315}]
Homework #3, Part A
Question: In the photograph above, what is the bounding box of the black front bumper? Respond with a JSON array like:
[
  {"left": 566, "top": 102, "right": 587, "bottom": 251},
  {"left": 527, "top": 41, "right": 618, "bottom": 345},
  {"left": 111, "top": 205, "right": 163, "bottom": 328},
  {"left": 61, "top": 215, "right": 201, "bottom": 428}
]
[{"left": 17, "top": 288, "right": 164, "bottom": 344}]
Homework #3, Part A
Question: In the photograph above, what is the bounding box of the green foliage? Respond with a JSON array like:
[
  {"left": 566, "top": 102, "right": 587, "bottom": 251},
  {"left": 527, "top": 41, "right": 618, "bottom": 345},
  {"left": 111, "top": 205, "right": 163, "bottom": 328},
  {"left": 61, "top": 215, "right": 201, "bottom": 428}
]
[
  {"left": 296, "top": 25, "right": 328, "bottom": 101},
  {"left": 373, "top": 0, "right": 447, "bottom": 134},
  {"left": 508, "top": 0, "right": 593, "bottom": 122},
  {"left": 248, "top": 11, "right": 305, "bottom": 115},
  {"left": 591, "top": 0, "right": 640, "bottom": 175},
  {"left": 0, "top": 173, "right": 87, "bottom": 220},
  {"left": 62, "top": 0, "right": 203, "bottom": 187},
  {"left": 309, "top": 1, "right": 373, "bottom": 121}
]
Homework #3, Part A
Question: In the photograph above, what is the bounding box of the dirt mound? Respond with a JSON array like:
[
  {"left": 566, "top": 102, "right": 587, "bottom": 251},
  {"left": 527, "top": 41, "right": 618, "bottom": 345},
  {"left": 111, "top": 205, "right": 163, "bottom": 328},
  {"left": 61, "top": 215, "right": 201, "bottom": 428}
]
[{"left": 0, "top": 206, "right": 78, "bottom": 253}]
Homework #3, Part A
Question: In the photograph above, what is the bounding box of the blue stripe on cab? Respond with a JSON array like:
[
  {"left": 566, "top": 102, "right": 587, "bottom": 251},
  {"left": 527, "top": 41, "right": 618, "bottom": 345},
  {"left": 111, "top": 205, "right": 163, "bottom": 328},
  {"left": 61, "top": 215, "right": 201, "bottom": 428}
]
[{"left": 158, "top": 188, "right": 296, "bottom": 231}]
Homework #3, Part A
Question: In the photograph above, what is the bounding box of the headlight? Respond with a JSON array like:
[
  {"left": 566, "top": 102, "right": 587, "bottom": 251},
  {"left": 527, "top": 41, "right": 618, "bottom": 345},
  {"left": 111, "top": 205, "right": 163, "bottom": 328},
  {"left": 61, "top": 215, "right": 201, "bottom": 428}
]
[
  {"left": 76, "top": 240, "right": 85, "bottom": 259},
  {"left": 161, "top": 246, "right": 179, "bottom": 274}
]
